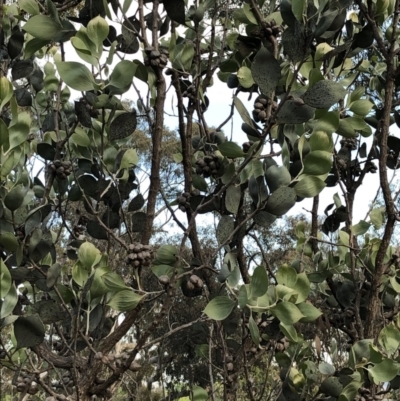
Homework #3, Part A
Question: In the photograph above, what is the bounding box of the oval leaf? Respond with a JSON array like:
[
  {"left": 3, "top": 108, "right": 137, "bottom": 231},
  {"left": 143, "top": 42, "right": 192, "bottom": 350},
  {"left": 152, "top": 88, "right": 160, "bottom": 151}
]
[
  {"left": 251, "top": 46, "right": 281, "bottom": 97},
  {"left": 270, "top": 302, "right": 304, "bottom": 325},
  {"left": 203, "top": 296, "right": 236, "bottom": 321},
  {"left": 107, "top": 290, "right": 143, "bottom": 311}
]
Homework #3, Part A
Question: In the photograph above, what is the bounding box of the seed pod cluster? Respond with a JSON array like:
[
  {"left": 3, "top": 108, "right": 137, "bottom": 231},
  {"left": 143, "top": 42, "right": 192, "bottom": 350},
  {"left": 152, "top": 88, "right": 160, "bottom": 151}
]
[
  {"left": 250, "top": 19, "right": 283, "bottom": 40},
  {"left": 242, "top": 141, "right": 254, "bottom": 153},
  {"left": 274, "top": 337, "right": 290, "bottom": 352},
  {"left": 60, "top": 371, "right": 74, "bottom": 388},
  {"left": 340, "top": 137, "right": 358, "bottom": 150},
  {"left": 252, "top": 95, "right": 277, "bottom": 123},
  {"left": 15, "top": 373, "right": 39, "bottom": 395},
  {"left": 181, "top": 274, "right": 203, "bottom": 297},
  {"left": 182, "top": 84, "right": 196, "bottom": 100},
  {"left": 177, "top": 192, "right": 191, "bottom": 212},
  {"left": 144, "top": 46, "right": 169, "bottom": 69},
  {"left": 48, "top": 160, "right": 72, "bottom": 181},
  {"left": 365, "top": 161, "right": 377, "bottom": 173},
  {"left": 350, "top": 160, "right": 362, "bottom": 177},
  {"left": 127, "top": 243, "right": 153, "bottom": 268},
  {"left": 195, "top": 154, "right": 221, "bottom": 178}
]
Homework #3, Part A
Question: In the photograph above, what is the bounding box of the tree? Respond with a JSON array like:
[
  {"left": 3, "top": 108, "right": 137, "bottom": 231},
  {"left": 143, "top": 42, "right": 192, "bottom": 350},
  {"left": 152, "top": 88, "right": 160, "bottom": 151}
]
[{"left": 1, "top": 0, "right": 400, "bottom": 400}]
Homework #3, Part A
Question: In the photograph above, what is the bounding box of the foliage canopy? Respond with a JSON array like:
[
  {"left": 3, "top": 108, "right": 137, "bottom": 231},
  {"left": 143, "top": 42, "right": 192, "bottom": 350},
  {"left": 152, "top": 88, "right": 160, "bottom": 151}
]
[{"left": 1, "top": 0, "right": 400, "bottom": 400}]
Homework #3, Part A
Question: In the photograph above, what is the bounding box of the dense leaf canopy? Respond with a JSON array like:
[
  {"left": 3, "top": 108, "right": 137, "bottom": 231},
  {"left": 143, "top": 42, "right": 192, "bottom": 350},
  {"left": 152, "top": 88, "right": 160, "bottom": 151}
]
[{"left": 1, "top": 0, "right": 400, "bottom": 400}]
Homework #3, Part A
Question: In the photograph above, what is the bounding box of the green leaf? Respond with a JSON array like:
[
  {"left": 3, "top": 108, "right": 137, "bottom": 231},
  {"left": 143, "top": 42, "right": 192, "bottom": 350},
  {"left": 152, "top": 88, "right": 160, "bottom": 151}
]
[
  {"left": 368, "top": 359, "right": 399, "bottom": 384},
  {"left": 9, "top": 112, "right": 30, "bottom": 150},
  {"left": 72, "top": 261, "right": 90, "bottom": 286},
  {"left": 192, "top": 175, "right": 208, "bottom": 192},
  {"left": 225, "top": 185, "right": 241, "bottom": 214},
  {"left": 109, "top": 112, "right": 137, "bottom": 140},
  {"left": 276, "top": 264, "right": 297, "bottom": 288},
  {"left": 280, "top": 323, "right": 299, "bottom": 342},
  {"left": 233, "top": 96, "right": 256, "bottom": 129},
  {"left": 265, "top": 186, "right": 297, "bottom": 216},
  {"left": 352, "top": 220, "right": 370, "bottom": 236},
  {"left": 216, "top": 215, "right": 235, "bottom": 244},
  {"left": 0, "top": 232, "right": 19, "bottom": 252},
  {"left": 349, "top": 99, "right": 374, "bottom": 116},
  {"left": 292, "top": 272, "right": 311, "bottom": 304},
  {"left": 191, "top": 386, "right": 208, "bottom": 401},
  {"left": 173, "top": 42, "right": 195, "bottom": 71},
  {"left": 203, "top": 296, "right": 236, "bottom": 321},
  {"left": 195, "top": 344, "right": 209, "bottom": 359},
  {"left": 0, "top": 259, "right": 11, "bottom": 299},
  {"left": 249, "top": 314, "right": 260, "bottom": 346},
  {"left": 71, "top": 128, "right": 91, "bottom": 147},
  {"left": 302, "top": 80, "right": 346, "bottom": 109},
  {"left": 238, "top": 285, "right": 248, "bottom": 309},
  {"left": 292, "top": 0, "right": 306, "bottom": 21},
  {"left": 102, "top": 272, "right": 129, "bottom": 292},
  {"left": 309, "top": 130, "right": 333, "bottom": 152},
  {"left": 87, "top": 16, "right": 109, "bottom": 50},
  {"left": 237, "top": 66, "right": 254, "bottom": 88},
  {"left": 338, "top": 380, "right": 363, "bottom": 401},
  {"left": 56, "top": 61, "right": 95, "bottom": 91},
  {"left": 218, "top": 141, "right": 245, "bottom": 158},
  {"left": 265, "top": 165, "right": 291, "bottom": 192},
  {"left": 0, "top": 77, "right": 13, "bottom": 112},
  {"left": 321, "top": 376, "right": 343, "bottom": 397},
  {"left": 109, "top": 60, "right": 137, "bottom": 89},
  {"left": 78, "top": 242, "right": 101, "bottom": 269},
  {"left": 90, "top": 265, "right": 110, "bottom": 299},
  {"left": 303, "top": 151, "right": 332, "bottom": 175},
  {"left": 250, "top": 265, "right": 269, "bottom": 298},
  {"left": 18, "top": 0, "right": 40, "bottom": 15},
  {"left": 46, "top": 263, "right": 61, "bottom": 288},
  {"left": 4, "top": 185, "right": 27, "bottom": 211},
  {"left": 276, "top": 99, "right": 315, "bottom": 124},
  {"left": 297, "top": 302, "right": 322, "bottom": 322},
  {"left": 107, "top": 290, "right": 143, "bottom": 311},
  {"left": 14, "top": 315, "right": 45, "bottom": 349},
  {"left": 318, "top": 362, "right": 335, "bottom": 375},
  {"left": 378, "top": 323, "right": 400, "bottom": 356},
  {"left": 270, "top": 302, "right": 304, "bottom": 325},
  {"left": 294, "top": 176, "right": 326, "bottom": 197},
  {"left": 154, "top": 245, "right": 177, "bottom": 265},
  {"left": 23, "top": 15, "right": 62, "bottom": 40},
  {"left": 253, "top": 211, "right": 276, "bottom": 227},
  {"left": 120, "top": 148, "right": 138, "bottom": 169},
  {"left": 369, "top": 207, "right": 385, "bottom": 229},
  {"left": 337, "top": 118, "right": 358, "bottom": 138},
  {"left": 0, "top": 284, "right": 18, "bottom": 318},
  {"left": 251, "top": 46, "right": 281, "bottom": 97},
  {"left": 313, "top": 112, "right": 340, "bottom": 135}
]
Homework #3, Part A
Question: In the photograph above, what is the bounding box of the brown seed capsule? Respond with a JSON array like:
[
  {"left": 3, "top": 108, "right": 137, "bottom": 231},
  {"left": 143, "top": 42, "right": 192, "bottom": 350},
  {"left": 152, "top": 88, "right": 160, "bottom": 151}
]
[
  {"left": 158, "top": 275, "right": 170, "bottom": 286},
  {"left": 258, "top": 111, "right": 267, "bottom": 120},
  {"left": 150, "top": 50, "right": 161, "bottom": 59},
  {"left": 265, "top": 27, "right": 273, "bottom": 36}
]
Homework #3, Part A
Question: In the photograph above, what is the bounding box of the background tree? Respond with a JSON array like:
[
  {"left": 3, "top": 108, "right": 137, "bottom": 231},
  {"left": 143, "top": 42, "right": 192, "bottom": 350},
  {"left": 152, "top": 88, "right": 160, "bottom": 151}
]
[{"left": 1, "top": 0, "right": 400, "bottom": 401}]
